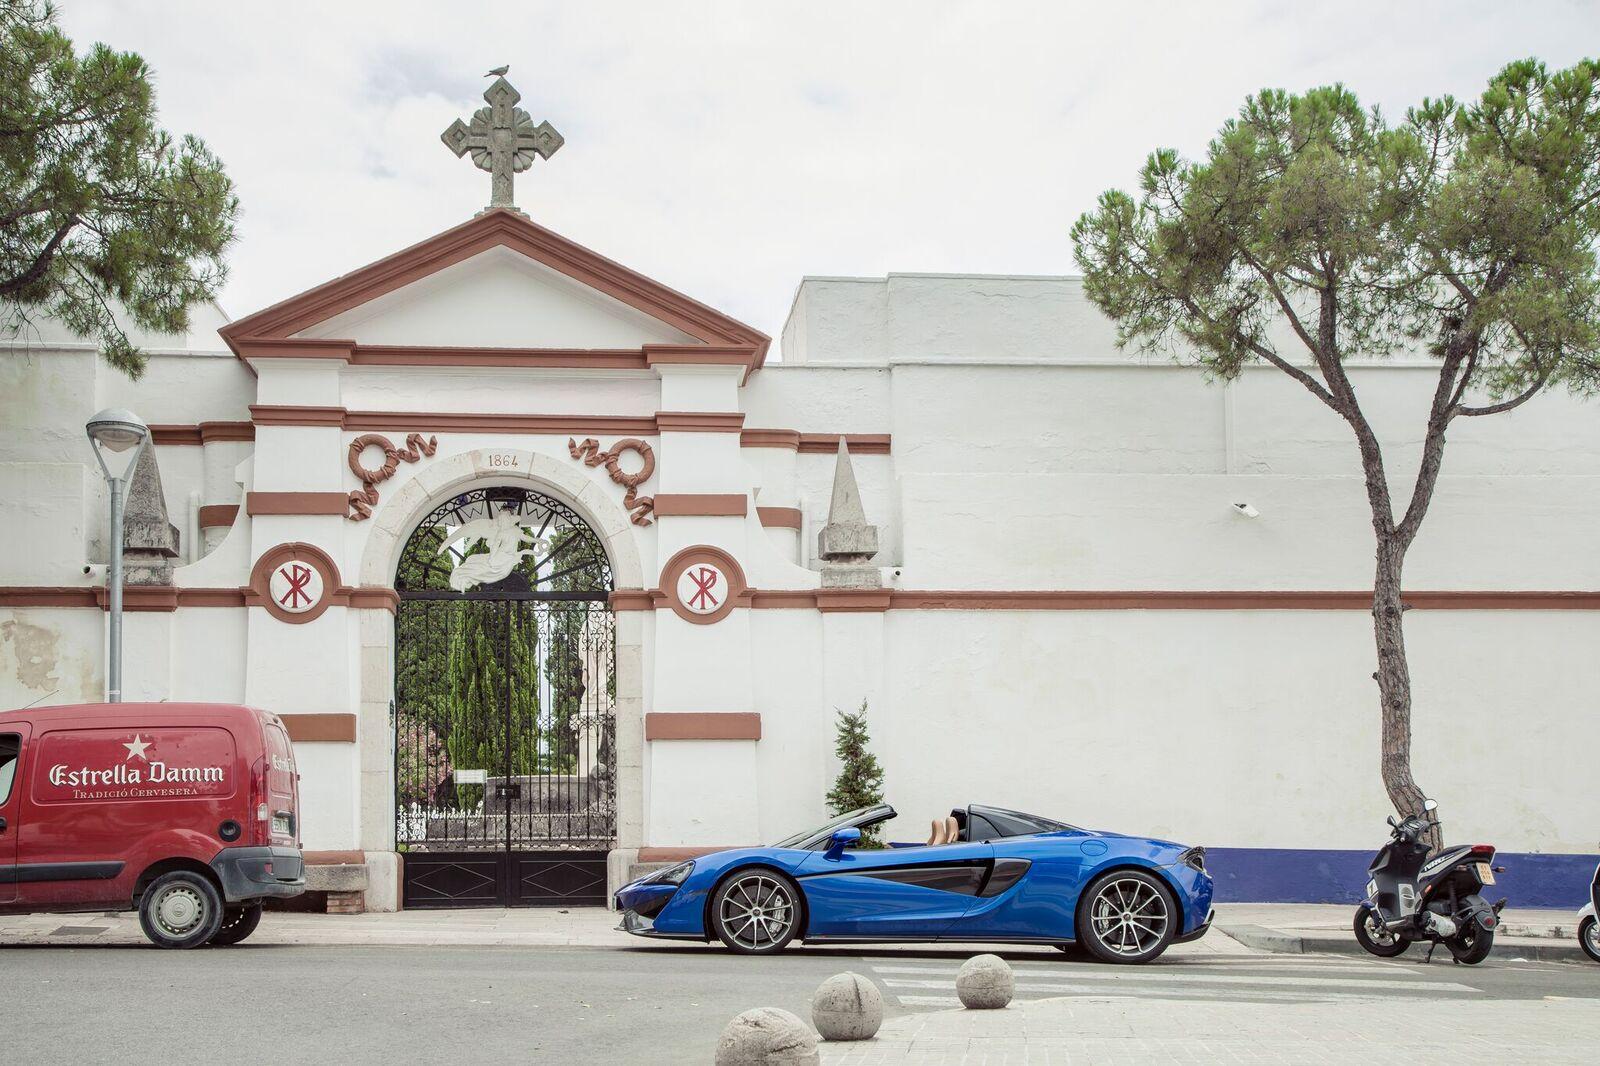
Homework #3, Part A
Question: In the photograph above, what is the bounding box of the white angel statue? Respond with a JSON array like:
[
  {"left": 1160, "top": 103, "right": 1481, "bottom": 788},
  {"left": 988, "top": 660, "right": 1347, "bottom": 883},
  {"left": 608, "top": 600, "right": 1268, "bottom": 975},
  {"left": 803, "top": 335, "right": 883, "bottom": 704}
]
[{"left": 438, "top": 509, "right": 550, "bottom": 592}]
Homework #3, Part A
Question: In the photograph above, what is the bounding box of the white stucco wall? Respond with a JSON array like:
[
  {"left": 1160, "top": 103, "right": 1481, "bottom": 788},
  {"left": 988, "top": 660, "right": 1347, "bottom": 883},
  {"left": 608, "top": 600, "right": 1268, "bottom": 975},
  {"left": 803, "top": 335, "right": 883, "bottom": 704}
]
[{"left": 5, "top": 255, "right": 1598, "bottom": 883}]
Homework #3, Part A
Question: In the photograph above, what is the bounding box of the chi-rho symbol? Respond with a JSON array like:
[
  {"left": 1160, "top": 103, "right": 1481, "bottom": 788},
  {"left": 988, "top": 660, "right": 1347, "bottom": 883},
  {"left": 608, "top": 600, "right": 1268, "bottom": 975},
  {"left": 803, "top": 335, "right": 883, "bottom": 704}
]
[
  {"left": 677, "top": 563, "right": 726, "bottom": 615},
  {"left": 270, "top": 560, "right": 324, "bottom": 614}
]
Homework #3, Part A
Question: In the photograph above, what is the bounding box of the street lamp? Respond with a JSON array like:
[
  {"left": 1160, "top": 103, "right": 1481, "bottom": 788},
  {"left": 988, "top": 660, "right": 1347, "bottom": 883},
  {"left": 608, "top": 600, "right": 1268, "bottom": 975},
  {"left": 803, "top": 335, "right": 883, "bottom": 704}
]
[{"left": 86, "top": 408, "right": 150, "bottom": 703}]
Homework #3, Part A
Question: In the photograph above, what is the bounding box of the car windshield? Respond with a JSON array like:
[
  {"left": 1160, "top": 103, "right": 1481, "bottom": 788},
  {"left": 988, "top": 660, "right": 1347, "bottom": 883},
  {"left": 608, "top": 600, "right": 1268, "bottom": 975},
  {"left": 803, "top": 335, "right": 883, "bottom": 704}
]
[{"left": 771, "top": 805, "right": 894, "bottom": 849}]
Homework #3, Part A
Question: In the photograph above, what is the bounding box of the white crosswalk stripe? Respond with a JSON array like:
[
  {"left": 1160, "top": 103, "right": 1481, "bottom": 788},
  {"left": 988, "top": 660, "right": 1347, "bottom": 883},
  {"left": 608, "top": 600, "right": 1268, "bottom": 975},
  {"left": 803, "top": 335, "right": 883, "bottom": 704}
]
[{"left": 867, "top": 958, "right": 1485, "bottom": 1010}]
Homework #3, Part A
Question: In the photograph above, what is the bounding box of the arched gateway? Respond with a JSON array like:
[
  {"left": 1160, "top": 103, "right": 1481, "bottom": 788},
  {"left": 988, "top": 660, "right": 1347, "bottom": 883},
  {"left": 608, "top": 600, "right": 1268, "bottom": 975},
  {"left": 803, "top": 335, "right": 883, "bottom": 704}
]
[{"left": 392, "top": 485, "right": 616, "bottom": 907}]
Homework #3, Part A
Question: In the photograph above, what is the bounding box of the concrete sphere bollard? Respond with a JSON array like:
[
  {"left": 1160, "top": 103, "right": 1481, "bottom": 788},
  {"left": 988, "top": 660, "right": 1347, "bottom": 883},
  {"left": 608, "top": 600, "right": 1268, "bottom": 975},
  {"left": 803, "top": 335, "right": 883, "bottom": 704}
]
[
  {"left": 810, "top": 971, "right": 883, "bottom": 1041},
  {"left": 714, "top": 1007, "right": 821, "bottom": 1065},
  {"left": 955, "top": 954, "right": 1015, "bottom": 1009}
]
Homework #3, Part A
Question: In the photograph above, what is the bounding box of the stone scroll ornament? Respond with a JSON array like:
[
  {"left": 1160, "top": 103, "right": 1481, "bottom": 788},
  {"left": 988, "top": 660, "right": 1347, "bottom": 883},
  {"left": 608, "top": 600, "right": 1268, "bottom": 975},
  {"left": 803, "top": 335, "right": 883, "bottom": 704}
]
[
  {"left": 347, "top": 433, "right": 439, "bottom": 520},
  {"left": 568, "top": 437, "right": 655, "bottom": 526}
]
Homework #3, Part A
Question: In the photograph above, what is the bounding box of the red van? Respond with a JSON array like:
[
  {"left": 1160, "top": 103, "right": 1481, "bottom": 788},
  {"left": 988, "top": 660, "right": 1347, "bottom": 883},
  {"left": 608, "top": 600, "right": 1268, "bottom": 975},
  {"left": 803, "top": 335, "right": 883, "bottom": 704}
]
[{"left": 0, "top": 702, "right": 305, "bottom": 948}]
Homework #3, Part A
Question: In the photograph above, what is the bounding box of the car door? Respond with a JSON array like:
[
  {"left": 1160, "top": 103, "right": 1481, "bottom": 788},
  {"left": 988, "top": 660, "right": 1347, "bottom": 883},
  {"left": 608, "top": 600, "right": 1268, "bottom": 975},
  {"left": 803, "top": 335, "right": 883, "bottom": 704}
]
[
  {"left": 795, "top": 839, "right": 993, "bottom": 939},
  {"left": 0, "top": 725, "right": 26, "bottom": 905}
]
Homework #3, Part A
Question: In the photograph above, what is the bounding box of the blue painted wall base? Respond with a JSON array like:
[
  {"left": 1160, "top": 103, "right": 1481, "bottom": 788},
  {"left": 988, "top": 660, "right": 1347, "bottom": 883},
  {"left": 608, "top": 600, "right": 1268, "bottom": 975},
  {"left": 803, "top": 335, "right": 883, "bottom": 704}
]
[{"left": 1206, "top": 847, "right": 1598, "bottom": 908}]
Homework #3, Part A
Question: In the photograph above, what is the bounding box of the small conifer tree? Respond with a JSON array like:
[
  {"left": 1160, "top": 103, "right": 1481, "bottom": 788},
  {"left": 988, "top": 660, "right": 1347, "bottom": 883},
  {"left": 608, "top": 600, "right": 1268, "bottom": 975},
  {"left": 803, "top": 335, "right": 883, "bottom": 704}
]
[{"left": 825, "top": 701, "right": 886, "bottom": 847}]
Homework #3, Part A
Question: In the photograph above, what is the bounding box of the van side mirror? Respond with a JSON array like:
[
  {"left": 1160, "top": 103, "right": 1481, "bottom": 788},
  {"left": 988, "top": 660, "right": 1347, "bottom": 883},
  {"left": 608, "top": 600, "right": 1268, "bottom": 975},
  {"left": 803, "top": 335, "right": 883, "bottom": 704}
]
[{"left": 825, "top": 826, "right": 862, "bottom": 861}]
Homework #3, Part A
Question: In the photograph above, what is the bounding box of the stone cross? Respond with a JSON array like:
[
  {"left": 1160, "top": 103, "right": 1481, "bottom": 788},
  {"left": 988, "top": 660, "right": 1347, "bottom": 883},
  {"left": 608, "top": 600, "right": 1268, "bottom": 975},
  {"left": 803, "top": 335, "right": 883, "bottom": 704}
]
[{"left": 441, "top": 75, "right": 563, "bottom": 212}]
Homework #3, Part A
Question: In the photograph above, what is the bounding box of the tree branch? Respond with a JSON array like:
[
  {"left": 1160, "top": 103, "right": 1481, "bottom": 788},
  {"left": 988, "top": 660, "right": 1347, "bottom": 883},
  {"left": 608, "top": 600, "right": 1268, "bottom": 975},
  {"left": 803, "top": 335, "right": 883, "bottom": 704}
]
[{"left": 0, "top": 215, "right": 78, "bottom": 297}]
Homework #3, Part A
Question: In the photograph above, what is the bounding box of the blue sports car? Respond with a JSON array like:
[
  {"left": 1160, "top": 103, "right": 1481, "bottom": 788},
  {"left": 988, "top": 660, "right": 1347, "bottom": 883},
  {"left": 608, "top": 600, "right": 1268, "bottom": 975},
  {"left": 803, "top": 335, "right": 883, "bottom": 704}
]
[{"left": 616, "top": 803, "right": 1214, "bottom": 963}]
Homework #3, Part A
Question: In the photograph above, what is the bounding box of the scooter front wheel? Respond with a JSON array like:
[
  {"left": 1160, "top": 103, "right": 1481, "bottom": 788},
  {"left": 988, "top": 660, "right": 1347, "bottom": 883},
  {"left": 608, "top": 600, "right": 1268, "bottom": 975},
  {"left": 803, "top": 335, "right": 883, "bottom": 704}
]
[
  {"left": 1578, "top": 916, "right": 1600, "bottom": 964},
  {"left": 1353, "top": 906, "right": 1411, "bottom": 957}
]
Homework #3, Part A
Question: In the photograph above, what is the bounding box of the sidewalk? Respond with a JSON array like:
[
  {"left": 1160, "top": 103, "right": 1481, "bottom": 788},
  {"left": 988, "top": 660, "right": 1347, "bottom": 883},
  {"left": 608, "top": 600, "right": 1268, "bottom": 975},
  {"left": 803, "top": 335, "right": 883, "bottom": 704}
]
[
  {"left": 0, "top": 902, "right": 1587, "bottom": 958},
  {"left": 819, "top": 994, "right": 1594, "bottom": 1065},
  {"left": 1213, "top": 902, "right": 1589, "bottom": 963}
]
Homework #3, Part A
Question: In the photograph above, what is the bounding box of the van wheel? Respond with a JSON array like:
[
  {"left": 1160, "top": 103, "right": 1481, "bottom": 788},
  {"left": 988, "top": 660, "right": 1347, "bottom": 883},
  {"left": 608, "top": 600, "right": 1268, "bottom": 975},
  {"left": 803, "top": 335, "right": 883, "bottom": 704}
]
[
  {"left": 210, "top": 903, "right": 263, "bottom": 946},
  {"left": 139, "top": 871, "right": 225, "bottom": 949}
]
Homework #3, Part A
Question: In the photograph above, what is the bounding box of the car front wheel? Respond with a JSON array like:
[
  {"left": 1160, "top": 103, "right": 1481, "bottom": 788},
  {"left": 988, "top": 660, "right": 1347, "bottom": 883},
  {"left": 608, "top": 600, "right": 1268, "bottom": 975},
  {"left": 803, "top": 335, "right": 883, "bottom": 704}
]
[
  {"left": 138, "top": 871, "right": 225, "bottom": 949},
  {"left": 710, "top": 869, "right": 800, "bottom": 955},
  {"left": 1077, "top": 869, "right": 1177, "bottom": 964}
]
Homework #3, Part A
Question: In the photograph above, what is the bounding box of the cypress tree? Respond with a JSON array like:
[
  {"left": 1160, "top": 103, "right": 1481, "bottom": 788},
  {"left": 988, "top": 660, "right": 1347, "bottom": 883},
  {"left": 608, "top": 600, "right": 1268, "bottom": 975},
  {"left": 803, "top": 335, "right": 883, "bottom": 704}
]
[{"left": 825, "top": 701, "right": 885, "bottom": 846}]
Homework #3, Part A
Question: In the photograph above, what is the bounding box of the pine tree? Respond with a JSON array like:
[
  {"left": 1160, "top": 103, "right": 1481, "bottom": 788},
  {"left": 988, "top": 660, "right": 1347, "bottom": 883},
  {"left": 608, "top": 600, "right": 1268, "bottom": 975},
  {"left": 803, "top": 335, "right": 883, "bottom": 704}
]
[{"left": 825, "top": 701, "right": 885, "bottom": 846}]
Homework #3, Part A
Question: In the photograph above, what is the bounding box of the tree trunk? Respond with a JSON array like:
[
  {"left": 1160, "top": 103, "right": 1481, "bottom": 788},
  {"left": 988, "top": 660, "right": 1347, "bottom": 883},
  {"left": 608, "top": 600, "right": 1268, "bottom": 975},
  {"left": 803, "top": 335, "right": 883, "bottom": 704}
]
[{"left": 1371, "top": 537, "right": 1440, "bottom": 850}]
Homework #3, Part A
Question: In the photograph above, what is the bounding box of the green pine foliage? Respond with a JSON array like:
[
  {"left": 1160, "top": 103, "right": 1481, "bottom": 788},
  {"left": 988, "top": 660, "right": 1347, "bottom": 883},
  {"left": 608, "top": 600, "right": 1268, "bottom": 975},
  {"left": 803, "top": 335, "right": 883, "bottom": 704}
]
[
  {"left": 1, "top": 1, "right": 237, "bottom": 377},
  {"left": 826, "top": 701, "right": 886, "bottom": 846},
  {"left": 444, "top": 602, "right": 541, "bottom": 809}
]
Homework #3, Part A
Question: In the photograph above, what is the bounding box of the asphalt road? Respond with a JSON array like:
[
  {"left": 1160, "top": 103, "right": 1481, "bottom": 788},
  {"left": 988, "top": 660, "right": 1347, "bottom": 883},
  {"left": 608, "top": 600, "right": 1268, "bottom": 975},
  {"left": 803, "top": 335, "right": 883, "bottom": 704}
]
[{"left": 1, "top": 941, "right": 1595, "bottom": 1065}]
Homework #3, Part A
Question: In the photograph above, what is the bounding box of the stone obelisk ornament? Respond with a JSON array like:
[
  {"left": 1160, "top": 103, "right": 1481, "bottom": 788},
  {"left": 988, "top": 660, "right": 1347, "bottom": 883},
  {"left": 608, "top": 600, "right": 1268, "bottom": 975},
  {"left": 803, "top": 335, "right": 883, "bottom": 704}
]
[{"left": 441, "top": 68, "right": 563, "bottom": 213}]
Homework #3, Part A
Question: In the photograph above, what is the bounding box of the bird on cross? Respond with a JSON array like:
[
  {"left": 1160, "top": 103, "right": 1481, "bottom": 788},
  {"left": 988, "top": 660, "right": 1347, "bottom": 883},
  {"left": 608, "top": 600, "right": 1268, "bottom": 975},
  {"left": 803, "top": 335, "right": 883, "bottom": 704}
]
[
  {"left": 441, "top": 72, "right": 563, "bottom": 213},
  {"left": 485, "top": 65, "right": 509, "bottom": 77}
]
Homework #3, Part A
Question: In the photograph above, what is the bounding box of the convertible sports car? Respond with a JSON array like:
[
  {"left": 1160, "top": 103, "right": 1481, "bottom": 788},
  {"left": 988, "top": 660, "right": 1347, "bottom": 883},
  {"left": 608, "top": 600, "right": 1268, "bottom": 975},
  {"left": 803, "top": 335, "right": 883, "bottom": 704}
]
[{"left": 616, "top": 804, "right": 1214, "bottom": 963}]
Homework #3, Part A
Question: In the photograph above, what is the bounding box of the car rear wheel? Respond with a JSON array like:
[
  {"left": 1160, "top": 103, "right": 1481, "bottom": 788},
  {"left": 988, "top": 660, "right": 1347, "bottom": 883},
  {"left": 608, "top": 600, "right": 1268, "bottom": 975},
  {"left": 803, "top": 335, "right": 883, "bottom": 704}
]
[
  {"left": 710, "top": 869, "right": 800, "bottom": 955},
  {"left": 139, "top": 871, "right": 225, "bottom": 949},
  {"left": 210, "top": 903, "right": 263, "bottom": 946},
  {"left": 1077, "top": 869, "right": 1177, "bottom": 964}
]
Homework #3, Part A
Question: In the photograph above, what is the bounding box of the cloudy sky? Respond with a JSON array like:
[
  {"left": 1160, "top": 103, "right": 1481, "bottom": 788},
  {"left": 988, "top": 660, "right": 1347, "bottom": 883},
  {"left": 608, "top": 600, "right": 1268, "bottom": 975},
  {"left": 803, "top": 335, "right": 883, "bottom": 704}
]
[{"left": 58, "top": 1, "right": 1600, "bottom": 353}]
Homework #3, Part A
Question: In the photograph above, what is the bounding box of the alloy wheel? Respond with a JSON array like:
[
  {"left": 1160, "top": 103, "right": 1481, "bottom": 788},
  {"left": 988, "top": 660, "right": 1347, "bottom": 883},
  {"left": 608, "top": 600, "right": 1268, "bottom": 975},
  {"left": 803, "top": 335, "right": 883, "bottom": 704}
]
[
  {"left": 718, "top": 875, "right": 795, "bottom": 950},
  {"left": 1088, "top": 876, "right": 1170, "bottom": 957}
]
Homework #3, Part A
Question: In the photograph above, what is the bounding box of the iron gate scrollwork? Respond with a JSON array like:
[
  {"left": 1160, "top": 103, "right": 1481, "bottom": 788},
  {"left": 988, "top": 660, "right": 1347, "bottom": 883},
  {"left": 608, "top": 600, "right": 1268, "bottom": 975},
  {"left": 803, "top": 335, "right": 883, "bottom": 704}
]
[{"left": 394, "top": 486, "right": 615, "bottom": 907}]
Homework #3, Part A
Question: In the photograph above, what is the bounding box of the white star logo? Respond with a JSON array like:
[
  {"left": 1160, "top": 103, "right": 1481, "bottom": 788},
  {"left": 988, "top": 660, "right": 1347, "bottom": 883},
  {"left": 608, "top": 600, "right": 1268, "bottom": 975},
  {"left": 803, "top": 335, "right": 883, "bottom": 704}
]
[{"left": 123, "top": 734, "right": 152, "bottom": 761}]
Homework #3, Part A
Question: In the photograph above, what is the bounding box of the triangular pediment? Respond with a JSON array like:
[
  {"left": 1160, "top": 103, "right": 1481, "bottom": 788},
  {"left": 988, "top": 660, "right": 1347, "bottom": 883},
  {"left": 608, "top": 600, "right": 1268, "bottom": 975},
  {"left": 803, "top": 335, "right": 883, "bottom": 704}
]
[
  {"left": 293, "top": 247, "right": 699, "bottom": 348},
  {"left": 220, "top": 209, "right": 768, "bottom": 363}
]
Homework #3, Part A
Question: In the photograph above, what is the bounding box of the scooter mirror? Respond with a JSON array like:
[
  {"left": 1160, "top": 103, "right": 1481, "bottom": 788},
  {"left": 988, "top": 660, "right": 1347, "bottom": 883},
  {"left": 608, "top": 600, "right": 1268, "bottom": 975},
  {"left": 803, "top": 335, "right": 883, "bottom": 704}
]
[{"left": 1422, "top": 799, "right": 1438, "bottom": 812}]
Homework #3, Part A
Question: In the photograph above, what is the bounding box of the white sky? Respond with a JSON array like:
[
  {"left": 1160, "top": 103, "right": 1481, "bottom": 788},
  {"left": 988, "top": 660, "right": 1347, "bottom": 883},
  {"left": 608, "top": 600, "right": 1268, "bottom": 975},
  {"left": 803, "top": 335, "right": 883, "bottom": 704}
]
[{"left": 58, "top": 1, "right": 1600, "bottom": 352}]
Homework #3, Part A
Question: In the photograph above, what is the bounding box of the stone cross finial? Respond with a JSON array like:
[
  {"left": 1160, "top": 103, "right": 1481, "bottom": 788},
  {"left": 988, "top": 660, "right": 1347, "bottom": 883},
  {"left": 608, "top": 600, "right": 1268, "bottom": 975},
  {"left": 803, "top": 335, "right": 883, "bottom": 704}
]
[
  {"left": 817, "top": 439, "right": 881, "bottom": 588},
  {"left": 441, "top": 74, "right": 563, "bottom": 213}
]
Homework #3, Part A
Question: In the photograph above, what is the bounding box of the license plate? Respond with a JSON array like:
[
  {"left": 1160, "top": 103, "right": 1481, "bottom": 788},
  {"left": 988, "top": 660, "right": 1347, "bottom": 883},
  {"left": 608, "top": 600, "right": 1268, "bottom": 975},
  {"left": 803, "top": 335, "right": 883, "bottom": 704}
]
[
  {"left": 273, "top": 814, "right": 293, "bottom": 836},
  {"left": 1477, "top": 862, "right": 1495, "bottom": 885}
]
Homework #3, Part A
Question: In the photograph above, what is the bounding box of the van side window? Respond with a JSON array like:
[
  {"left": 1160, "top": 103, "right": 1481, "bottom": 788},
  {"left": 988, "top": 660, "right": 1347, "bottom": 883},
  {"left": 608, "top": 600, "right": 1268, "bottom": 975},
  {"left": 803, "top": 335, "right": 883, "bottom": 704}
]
[{"left": 0, "top": 734, "right": 19, "bottom": 804}]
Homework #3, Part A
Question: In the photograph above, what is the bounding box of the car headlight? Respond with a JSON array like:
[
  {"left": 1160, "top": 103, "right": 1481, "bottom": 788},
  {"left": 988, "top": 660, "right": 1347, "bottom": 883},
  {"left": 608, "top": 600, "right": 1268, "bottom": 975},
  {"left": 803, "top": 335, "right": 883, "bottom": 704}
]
[
  {"left": 645, "top": 860, "right": 694, "bottom": 886},
  {"left": 1180, "top": 847, "right": 1206, "bottom": 872}
]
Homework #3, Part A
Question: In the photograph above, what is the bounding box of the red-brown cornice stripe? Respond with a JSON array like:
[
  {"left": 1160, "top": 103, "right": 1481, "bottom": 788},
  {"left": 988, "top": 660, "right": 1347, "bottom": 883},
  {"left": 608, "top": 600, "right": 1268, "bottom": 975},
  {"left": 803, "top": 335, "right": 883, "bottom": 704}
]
[
  {"left": 246, "top": 491, "right": 350, "bottom": 516},
  {"left": 150, "top": 424, "right": 203, "bottom": 446},
  {"left": 757, "top": 507, "right": 803, "bottom": 530},
  {"left": 818, "top": 589, "right": 894, "bottom": 613},
  {"left": 197, "top": 504, "right": 239, "bottom": 529},
  {"left": 798, "top": 433, "right": 892, "bottom": 455},
  {"left": 152, "top": 422, "right": 255, "bottom": 444},
  {"left": 200, "top": 421, "right": 256, "bottom": 443},
  {"left": 0, "top": 585, "right": 399, "bottom": 614},
  {"left": 352, "top": 345, "right": 651, "bottom": 370},
  {"left": 280, "top": 713, "right": 357, "bottom": 743},
  {"left": 346, "top": 411, "right": 660, "bottom": 435},
  {"left": 250, "top": 404, "right": 348, "bottom": 427},
  {"left": 645, "top": 712, "right": 762, "bottom": 741},
  {"left": 219, "top": 209, "right": 769, "bottom": 364},
  {"left": 656, "top": 411, "right": 747, "bottom": 432},
  {"left": 651, "top": 493, "right": 749, "bottom": 517},
  {"left": 608, "top": 589, "right": 661, "bottom": 611},
  {"left": 236, "top": 337, "right": 355, "bottom": 361},
  {"left": 740, "top": 429, "right": 803, "bottom": 449}
]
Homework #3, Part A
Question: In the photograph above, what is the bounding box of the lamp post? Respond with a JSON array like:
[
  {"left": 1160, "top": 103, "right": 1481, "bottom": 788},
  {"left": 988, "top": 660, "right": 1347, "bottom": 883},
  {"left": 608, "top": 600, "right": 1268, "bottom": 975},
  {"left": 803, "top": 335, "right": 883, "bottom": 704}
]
[{"left": 86, "top": 408, "right": 150, "bottom": 703}]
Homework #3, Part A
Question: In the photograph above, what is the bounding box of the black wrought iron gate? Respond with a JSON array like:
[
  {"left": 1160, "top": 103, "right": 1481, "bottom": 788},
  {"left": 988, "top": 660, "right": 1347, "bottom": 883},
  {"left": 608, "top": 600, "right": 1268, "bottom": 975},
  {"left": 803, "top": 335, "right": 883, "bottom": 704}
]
[{"left": 393, "top": 487, "right": 617, "bottom": 908}]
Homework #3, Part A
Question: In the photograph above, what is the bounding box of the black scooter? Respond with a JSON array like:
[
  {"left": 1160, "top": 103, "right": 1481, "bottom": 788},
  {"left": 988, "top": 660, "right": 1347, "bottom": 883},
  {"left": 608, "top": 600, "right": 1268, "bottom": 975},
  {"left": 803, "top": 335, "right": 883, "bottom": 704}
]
[{"left": 1354, "top": 799, "right": 1505, "bottom": 964}]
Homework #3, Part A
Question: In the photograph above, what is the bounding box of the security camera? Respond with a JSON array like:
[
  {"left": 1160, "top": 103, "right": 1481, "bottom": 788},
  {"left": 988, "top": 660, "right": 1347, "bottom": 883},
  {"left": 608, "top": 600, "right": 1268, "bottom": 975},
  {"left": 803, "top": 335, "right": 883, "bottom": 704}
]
[{"left": 1231, "top": 502, "right": 1260, "bottom": 519}]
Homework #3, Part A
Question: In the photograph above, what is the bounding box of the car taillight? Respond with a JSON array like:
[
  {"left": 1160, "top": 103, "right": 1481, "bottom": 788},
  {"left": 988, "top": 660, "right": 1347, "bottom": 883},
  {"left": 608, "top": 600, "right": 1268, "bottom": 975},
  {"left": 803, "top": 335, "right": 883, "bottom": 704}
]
[{"left": 248, "top": 755, "right": 270, "bottom": 846}]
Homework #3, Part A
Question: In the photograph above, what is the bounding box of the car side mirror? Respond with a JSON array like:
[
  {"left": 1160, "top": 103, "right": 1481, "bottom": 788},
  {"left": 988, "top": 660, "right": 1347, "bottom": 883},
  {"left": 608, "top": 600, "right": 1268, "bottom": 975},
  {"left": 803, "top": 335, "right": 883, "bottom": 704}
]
[{"left": 825, "top": 826, "right": 862, "bottom": 861}]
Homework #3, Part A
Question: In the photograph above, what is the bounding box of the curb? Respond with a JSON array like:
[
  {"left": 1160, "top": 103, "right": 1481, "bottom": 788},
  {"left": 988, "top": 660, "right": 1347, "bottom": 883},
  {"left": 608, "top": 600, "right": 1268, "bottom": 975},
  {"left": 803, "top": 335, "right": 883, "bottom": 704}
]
[{"left": 1218, "top": 924, "right": 1592, "bottom": 964}]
